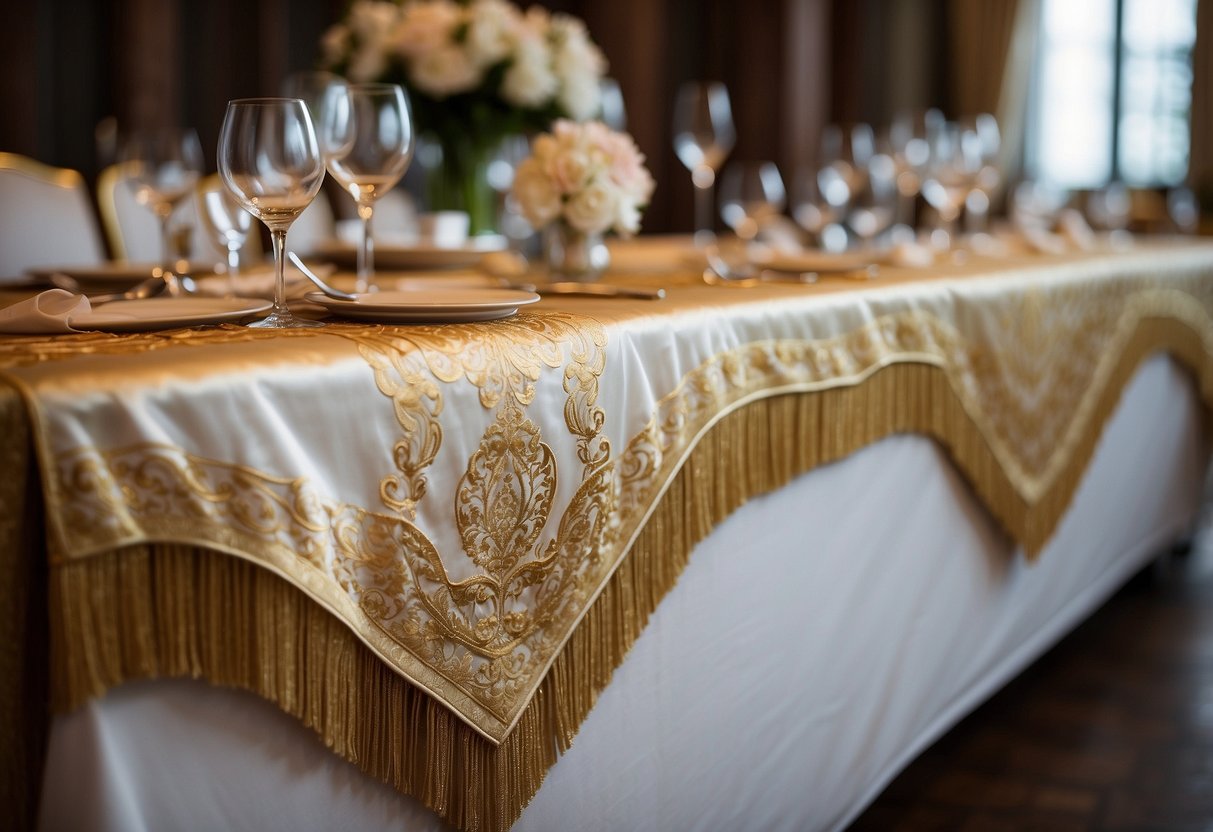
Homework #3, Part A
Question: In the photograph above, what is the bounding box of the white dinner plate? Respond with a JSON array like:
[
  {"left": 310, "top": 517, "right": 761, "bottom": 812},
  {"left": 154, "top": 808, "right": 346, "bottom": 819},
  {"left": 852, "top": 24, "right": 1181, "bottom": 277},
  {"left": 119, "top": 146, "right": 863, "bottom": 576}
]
[
  {"left": 304, "top": 288, "right": 540, "bottom": 323},
  {"left": 72, "top": 298, "right": 272, "bottom": 332},
  {"left": 26, "top": 262, "right": 217, "bottom": 291},
  {"left": 313, "top": 237, "right": 508, "bottom": 270}
]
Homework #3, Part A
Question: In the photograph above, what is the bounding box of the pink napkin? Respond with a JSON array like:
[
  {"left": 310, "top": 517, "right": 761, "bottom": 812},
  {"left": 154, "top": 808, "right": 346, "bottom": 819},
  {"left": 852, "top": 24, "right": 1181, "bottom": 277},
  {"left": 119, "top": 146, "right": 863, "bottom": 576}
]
[{"left": 0, "top": 289, "right": 92, "bottom": 334}]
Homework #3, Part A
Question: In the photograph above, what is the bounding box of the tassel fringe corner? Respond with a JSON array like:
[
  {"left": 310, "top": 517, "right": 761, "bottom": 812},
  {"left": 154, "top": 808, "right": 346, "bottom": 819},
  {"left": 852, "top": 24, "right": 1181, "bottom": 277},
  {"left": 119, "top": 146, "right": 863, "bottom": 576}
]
[{"left": 44, "top": 329, "right": 1213, "bottom": 832}]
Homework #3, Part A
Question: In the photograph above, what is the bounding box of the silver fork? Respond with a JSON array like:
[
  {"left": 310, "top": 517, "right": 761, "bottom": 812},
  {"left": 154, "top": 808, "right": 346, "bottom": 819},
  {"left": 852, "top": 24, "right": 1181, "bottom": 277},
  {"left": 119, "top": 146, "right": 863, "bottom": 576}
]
[{"left": 49, "top": 273, "right": 168, "bottom": 304}]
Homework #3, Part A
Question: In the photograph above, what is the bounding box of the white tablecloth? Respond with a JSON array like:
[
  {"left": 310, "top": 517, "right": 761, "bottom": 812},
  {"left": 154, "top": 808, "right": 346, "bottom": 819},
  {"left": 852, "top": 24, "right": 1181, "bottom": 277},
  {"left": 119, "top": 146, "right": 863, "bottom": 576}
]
[{"left": 40, "top": 354, "right": 1207, "bottom": 832}]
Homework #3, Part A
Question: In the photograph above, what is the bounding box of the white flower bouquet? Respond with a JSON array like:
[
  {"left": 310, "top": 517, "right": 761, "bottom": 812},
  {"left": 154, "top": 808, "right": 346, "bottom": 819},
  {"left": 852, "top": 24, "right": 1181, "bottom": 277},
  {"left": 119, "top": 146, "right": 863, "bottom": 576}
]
[
  {"left": 512, "top": 120, "right": 654, "bottom": 237},
  {"left": 320, "top": 0, "right": 608, "bottom": 234},
  {"left": 511, "top": 120, "right": 654, "bottom": 281}
]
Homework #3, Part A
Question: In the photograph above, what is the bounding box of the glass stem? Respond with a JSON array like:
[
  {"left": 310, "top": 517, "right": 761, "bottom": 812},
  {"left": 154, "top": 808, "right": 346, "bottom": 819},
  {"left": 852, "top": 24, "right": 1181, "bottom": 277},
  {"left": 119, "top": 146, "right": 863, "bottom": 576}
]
[
  {"left": 693, "top": 178, "right": 714, "bottom": 247},
  {"left": 158, "top": 212, "right": 180, "bottom": 296},
  {"left": 356, "top": 203, "right": 375, "bottom": 293},
  {"left": 271, "top": 228, "right": 289, "bottom": 317},
  {"left": 226, "top": 246, "right": 241, "bottom": 298}
]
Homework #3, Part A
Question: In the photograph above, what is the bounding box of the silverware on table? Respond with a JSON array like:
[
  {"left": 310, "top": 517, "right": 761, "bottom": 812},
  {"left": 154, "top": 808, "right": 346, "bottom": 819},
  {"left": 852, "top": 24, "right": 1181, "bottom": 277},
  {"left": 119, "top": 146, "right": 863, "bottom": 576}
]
[
  {"left": 288, "top": 251, "right": 358, "bottom": 301},
  {"left": 510, "top": 281, "right": 666, "bottom": 300},
  {"left": 49, "top": 272, "right": 167, "bottom": 304}
]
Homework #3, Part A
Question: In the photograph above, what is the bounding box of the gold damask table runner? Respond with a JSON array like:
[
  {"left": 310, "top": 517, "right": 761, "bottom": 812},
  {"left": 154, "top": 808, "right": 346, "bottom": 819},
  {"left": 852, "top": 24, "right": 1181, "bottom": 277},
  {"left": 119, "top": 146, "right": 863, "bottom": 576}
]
[{"left": 3, "top": 241, "right": 1213, "bottom": 830}]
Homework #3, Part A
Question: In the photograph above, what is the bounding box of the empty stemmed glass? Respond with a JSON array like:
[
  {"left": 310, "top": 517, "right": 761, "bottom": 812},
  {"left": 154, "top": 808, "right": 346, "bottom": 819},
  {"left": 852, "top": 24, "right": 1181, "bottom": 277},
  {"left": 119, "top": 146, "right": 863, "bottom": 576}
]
[
  {"left": 598, "top": 77, "right": 627, "bottom": 131},
  {"left": 218, "top": 98, "right": 326, "bottom": 328},
  {"left": 719, "top": 161, "right": 786, "bottom": 241},
  {"left": 120, "top": 127, "right": 204, "bottom": 294},
  {"left": 320, "top": 83, "right": 415, "bottom": 292},
  {"left": 282, "top": 70, "right": 348, "bottom": 125},
  {"left": 791, "top": 166, "right": 847, "bottom": 251},
  {"left": 962, "top": 113, "right": 1002, "bottom": 236},
  {"left": 487, "top": 134, "right": 534, "bottom": 249},
  {"left": 672, "top": 81, "right": 736, "bottom": 246},
  {"left": 888, "top": 109, "right": 943, "bottom": 233},
  {"left": 197, "top": 180, "right": 253, "bottom": 295},
  {"left": 921, "top": 122, "right": 983, "bottom": 250},
  {"left": 846, "top": 149, "right": 898, "bottom": 250},
  {"left": 815, "top": 124, "right": 874, "bottom": 242},
  {"left": 1086, "top": 181, "right": 1132, "bottom": 242}
]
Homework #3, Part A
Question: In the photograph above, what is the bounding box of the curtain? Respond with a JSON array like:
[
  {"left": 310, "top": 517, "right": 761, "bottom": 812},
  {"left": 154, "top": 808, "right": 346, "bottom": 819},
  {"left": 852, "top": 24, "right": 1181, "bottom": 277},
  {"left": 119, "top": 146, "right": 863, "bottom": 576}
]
[{"left": 948, "top": 0, "right": 1041, "bottom": 192}]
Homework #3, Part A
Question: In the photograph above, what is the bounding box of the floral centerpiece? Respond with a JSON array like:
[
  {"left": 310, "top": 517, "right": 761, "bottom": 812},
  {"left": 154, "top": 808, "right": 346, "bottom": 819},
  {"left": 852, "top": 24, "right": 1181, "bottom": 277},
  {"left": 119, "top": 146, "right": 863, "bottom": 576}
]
[
  {"left": 512, "top": 119, "right": 654, "bottom": 280},
  {"left": 320, "top": 0, "right": 607, "bottom": 235}
]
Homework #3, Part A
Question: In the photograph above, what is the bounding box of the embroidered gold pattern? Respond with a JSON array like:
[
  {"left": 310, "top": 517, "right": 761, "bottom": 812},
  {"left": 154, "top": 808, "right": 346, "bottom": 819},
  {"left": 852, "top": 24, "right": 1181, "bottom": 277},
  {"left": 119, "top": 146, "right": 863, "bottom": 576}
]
[
  {"left": 56, "top": 442, "right": 335, "bottom": 563},
  {"left": 0, "top": 324, "right": 321, "bottom": 368},
  {"left": 324, "top": 312, "right": 617, "bottom": 722},
  {"left": 23, "top": 262, "right": 1213, "bottom": 745}
]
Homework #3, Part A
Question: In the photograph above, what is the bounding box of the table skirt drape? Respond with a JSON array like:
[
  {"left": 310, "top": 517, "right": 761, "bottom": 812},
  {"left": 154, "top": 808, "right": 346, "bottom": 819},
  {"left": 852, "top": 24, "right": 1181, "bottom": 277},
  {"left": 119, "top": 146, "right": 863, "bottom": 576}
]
[
  {"left": 4, "top": 242, "right": 1213, "bottom": 830},
  {"left": 39, "top": 353, "right": 1210, "bottom": 831}
]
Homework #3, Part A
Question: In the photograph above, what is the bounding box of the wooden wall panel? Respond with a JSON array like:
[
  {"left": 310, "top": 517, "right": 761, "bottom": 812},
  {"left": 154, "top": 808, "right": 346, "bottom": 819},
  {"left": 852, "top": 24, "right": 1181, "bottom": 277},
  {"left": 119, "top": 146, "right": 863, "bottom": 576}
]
[{"left": 0, "top": 0, "right": 952, "bottom": 233}]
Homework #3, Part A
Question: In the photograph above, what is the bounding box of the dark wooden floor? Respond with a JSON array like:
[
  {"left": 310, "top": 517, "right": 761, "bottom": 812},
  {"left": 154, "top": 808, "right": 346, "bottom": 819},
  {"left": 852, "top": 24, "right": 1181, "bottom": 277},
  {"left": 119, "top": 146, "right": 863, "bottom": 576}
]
[{"left": 849, "top": 534, "right": 1213, "bottom": 831}]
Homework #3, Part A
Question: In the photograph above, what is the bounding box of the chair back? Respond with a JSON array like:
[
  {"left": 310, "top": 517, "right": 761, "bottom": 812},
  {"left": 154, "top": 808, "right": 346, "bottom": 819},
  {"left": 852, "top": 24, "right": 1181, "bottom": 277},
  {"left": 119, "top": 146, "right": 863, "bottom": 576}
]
[
  {"left": 0, "top": 153, "right": 106, "bottom": 277},
  {"left": 99, "top": 164, "right": 262, "bottom": 267},
  {"left": 285, "top": 188, "right": 336, "bottom": 256}
]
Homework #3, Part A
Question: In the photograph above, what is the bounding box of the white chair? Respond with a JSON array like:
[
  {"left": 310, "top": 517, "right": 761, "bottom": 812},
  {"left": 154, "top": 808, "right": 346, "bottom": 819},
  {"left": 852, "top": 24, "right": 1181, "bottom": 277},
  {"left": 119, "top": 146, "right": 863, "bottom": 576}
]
[
  {"left": 0, "top": 152, "right": 106, "bottom": 277},
  {"left": 98, "top": 164, "right": 259, "bottom": 268}
]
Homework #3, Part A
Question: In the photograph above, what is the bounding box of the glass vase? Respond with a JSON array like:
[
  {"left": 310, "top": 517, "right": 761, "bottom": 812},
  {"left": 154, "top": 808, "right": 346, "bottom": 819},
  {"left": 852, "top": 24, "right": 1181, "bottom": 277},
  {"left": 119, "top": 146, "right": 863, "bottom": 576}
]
[
  {"left": 426, "top": 137, "right": 497, "bottom": 237},
  {"left": 544, "top": 222, "right": 610, "bottom": 282}
]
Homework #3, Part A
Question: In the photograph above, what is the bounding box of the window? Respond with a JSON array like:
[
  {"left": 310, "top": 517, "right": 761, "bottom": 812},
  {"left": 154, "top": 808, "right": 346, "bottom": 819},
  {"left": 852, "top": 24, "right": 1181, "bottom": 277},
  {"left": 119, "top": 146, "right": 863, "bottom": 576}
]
[{"left": 1030, "top": 0, "right": 1197, "bottom": 189}]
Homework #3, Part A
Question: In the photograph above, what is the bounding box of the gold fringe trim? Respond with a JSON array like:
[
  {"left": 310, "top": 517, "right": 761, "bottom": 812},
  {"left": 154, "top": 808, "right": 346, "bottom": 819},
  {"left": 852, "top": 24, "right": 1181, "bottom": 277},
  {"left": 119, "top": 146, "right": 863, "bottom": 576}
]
[
  {"left": 47, "top": 318, "right": 1213, "bottom": 832},
  {"left": 0, "top": 384, "right": 47, "bottom": 832}
]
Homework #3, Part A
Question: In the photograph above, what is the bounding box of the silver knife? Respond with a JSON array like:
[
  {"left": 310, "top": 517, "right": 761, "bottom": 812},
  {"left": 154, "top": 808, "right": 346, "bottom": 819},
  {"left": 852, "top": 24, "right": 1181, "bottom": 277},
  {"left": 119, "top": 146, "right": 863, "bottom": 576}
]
[{"left": 512, "top": 282, "right": 666, "bottom": 300}]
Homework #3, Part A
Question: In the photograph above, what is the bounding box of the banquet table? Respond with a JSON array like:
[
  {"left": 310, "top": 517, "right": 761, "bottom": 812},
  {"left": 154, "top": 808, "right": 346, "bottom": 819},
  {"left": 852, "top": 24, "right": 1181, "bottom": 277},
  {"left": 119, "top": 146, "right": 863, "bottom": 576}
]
[{"left": 4, "top": 238, "right": 1213, "bottom": 831}]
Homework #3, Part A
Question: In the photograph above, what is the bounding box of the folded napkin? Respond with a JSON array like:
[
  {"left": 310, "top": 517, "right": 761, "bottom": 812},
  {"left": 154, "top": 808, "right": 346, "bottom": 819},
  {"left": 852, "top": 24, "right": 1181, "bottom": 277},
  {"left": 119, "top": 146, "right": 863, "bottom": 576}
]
[{"left": 0, "top": 289, "right": 91, "bottom": 334}]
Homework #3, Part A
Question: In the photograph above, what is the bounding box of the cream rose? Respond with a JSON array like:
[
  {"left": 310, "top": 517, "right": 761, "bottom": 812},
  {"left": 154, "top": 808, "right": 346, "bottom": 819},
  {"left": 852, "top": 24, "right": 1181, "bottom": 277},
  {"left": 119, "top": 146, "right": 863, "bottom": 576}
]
[
  {"left": 501, "top": 31, "right": 557, "bottom": 108},
  {"left": 320, "top": 25, "right": 352, "bottom": 66},
  {"left": 394, "top": 1, "right": 461, "bottom": 59},
  {"left": 512, "top": 158, "right": 562, "bottom": 227},
  {"left": 549, "top": 149, "right": 592, "bottom": 194},
  {"left": 410, "top": 44, "right": 482, "bottom": 97},
  {"left": 465, "top": 0, "right": 517, "bottom": 68},
  {"left": 564, "top": 178, "right": 618, "bottom": 234}
]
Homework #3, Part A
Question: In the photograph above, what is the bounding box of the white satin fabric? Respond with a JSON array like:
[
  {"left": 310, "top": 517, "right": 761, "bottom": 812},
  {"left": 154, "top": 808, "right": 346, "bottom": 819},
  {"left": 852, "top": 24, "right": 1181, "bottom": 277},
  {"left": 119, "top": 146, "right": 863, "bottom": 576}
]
[{"left": 40, "top": 354, "right": 1208, "bottom": 832}]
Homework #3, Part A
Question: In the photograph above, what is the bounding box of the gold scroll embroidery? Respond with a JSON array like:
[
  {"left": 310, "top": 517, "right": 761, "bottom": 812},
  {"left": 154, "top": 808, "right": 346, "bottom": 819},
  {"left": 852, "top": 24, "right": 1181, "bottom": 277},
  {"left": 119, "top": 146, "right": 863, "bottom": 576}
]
[
  {"left": 40, "top": 275, "right": 1213, "bottom": 742},
  {"left": 327, "top": 312, "right": 615, "bottom": 721}
]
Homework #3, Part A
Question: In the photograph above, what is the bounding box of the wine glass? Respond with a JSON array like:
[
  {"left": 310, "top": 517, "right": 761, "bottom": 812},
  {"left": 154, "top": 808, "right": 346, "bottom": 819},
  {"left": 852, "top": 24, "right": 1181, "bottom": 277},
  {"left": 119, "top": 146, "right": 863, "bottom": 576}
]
[
  {"left": 888, "top": 109, "right": 944, "bottom": 232},
  {"left": 791, "top": 166, "right": 847, "bottom": 251},
  {"left": 320, "top": 83, "right": 415, "bottom": 292},
  {"left": 197, "top": 181, "right": 254, "bottom": 294},
  {"left": 846, "top": 151, "right": 898, "bottom": 250},
  {"left": 921, "top": 122, "right": 983, "bottom": 249},
  {"left": 599, "top": 77, "right": 627, "bottom": 131},
  {"left": 282, "top": 71, "right": 348, "bottom": 122},
  {"left": 1167, "top": 186, "right": 1200, "bottom": 234},
  {"left": 672, "top": 81, "right": 736, "bottom": 246},
  {"left": 218, "top": 98, "right": 326, "bottom": 329},
  {"left": 1010, "top": 180, "right": 1071, "bottom": 232},
  {"left": 120, "top": 127, "right": 204, "bottom": 294},
  {"left": 1087, "top": 181, "right": 1131, "bottom": 231},
  {"left": 487, "top": 135, "right": 534, "bottom": 251},
  {"left": 962, "top": 113, "right": 1002, "bottom": 235},
  {"left": 815, "top": 124, "right": 872, "bottom": 223},
  {"left": 718, "top": 161, "right": 786, "bottom": 241}
]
